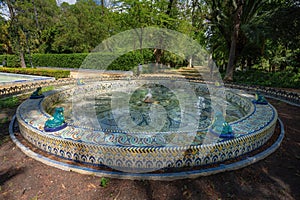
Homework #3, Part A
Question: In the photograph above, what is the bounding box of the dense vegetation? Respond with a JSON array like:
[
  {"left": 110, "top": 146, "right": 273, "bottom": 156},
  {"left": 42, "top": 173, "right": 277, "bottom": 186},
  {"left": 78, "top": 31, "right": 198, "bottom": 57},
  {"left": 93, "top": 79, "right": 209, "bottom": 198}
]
[
  {"left": 0, "top": 0, "right": 299, "bottom": 87},
  {"left": 0, "top": 49, "right": 188, "bottom": 69},
  {"left": 232, "top": 70, "right": 300, "bottom": 89}
]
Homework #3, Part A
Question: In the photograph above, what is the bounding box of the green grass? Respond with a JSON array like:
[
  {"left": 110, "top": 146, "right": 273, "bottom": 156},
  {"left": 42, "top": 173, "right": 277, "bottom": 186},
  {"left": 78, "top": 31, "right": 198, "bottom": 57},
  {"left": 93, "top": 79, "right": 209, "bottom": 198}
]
[
  {"left": 40, "top": 86, "right": 54, "bottom": 93},
  {"left": 0, "top": 96, "right": 19, "bottom": 109},
  {"left": 0, "top": 86, "right": 54, "bottom": 147},
  {"left": 100, "top": 177, "right": 109, "bottom": 187}
]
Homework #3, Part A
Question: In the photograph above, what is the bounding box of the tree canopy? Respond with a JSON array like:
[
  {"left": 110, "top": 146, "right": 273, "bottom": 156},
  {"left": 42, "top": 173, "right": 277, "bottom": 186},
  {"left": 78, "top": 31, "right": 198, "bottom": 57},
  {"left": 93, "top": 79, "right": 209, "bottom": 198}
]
[{"left": 0, "top": 0, "right": 299, "bottom": 80}]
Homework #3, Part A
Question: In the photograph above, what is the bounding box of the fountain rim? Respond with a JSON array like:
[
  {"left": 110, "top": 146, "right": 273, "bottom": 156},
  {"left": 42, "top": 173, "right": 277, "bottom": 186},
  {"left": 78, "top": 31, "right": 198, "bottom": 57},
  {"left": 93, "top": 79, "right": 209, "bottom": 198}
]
[{"left": 16, "top": 79, "right": 277, "bottom": 149}]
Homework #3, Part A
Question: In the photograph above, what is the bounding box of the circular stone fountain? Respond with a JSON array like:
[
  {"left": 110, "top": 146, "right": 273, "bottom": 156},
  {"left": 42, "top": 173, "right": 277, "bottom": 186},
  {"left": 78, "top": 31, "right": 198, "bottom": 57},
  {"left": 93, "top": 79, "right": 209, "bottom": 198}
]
[{"left": 15, "top": 77, "right": 279, "bottom": 178}]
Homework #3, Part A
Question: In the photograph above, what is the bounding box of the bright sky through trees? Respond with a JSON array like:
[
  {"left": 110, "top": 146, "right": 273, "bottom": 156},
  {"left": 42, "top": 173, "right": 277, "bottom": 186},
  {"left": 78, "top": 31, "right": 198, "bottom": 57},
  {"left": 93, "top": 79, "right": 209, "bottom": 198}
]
[{"left": 56, "top": 0, "right": 76, "bottom": 5}]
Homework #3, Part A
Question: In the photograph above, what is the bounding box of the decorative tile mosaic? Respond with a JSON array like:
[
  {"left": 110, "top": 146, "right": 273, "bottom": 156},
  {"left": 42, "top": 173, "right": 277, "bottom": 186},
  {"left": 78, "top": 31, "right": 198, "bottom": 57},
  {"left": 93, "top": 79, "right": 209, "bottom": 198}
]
[{"left": 17, "top": 80, "right": 277, "bottom": 171}]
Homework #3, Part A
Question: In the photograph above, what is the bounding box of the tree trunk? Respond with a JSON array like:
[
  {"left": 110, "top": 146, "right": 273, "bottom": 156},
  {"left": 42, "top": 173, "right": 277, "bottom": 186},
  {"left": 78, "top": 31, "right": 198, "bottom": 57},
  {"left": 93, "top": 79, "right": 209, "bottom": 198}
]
[
  {"left": 189, "top": 57, "right": 193, "bottom": 68},
  {"left": 20, "top": 51, "right": 26, "bottom": 68},
  {"left": 7, "top": 46, "right": 13, "bottom": 54},
  {"left": 224, "top": 0, "right": 244, "bottom": 82},
  {"left": 154, "top": 48, "right": 162, "bottom": 64},
  {"left": 6, "top": 0, "right": 15, "bottom": 19}
]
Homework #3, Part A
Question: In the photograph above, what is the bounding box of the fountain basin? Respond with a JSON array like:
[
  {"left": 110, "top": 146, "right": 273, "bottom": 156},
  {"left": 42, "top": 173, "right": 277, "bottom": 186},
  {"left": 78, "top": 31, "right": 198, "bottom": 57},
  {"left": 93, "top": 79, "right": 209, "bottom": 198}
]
[{"left": 16, "top": 79, "right": 277, "bottom": 173}]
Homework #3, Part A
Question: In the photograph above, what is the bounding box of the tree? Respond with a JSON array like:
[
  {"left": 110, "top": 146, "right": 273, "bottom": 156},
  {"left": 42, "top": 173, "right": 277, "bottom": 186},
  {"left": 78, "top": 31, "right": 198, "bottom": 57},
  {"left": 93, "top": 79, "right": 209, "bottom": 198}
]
[
  {"left": 4, "top": 0, "right": 26, "bottom": 67},
  {"left": 0, "top": 16, "right": 12, "bottom": 54},
  {"left": 52, "top": 0, "right": 113, "bottom": 53},
  {"left": 264, "top": 1, "right": 300, "bottom": 72},
  {"left": 224, "top": 0, "right": 244, "bottom": 81},
  {"left": 1, "top": 0, "right": 60, "bottom": 66},
  {"left": 204, "top": 0, "right": 285, "bottom": 81}
]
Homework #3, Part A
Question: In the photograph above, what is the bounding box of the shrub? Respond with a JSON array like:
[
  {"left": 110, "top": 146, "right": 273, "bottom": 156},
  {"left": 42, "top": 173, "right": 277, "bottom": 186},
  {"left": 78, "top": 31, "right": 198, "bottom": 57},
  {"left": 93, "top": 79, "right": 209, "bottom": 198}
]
[
  {"left": 0, "top": 96, "right": 19, "bottom": 109},
  {"left": 82, "top": 50, "right": 154, "bottom": 70},
  {"left": 108, "top": 51, "right": 144, "bottom": 70},
  {"left": 0, "top": 67, "right": 70, "bottom": 79},
  {"left": 0, "top": 50, "right": 189, "bottom": 70},
  {"left": 0, "top": 54, "right": 19, "bottom": 67},
  {"left": 161, "top": 51, "right": 189, "bottom": 68},
  {"left": 32, "top": 53, "right": 88, "bottom": 68},
  {"left": 233, "top": 70, "right": 300, "bottom": 89},
  {"left": 0, "top": 54, "right": 88, "bottom": 68}
]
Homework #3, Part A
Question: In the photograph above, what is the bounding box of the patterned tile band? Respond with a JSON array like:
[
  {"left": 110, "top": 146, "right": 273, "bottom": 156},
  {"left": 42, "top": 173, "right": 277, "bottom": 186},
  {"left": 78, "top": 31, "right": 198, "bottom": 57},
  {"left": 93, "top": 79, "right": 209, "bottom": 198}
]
[{"left": 16, "top": 80, "right": 277, "bottom": 171}]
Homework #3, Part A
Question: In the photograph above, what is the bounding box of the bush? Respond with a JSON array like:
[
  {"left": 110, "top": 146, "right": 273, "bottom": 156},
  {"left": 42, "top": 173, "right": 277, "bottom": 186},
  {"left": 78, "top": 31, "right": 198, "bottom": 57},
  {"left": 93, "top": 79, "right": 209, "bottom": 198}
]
[
  {"left": 0, "top": 54, "right": 19, "bottom": 67},
  {"left": 0, "top": 54, "right": 88, "bottom": 68},
  {"left": 81, "top": 50, "right": 154, "bottom": 70},
  {"left": 0, "top": 67, "right": 70, "bottom": 79},
  {"left": 0, "top": 96, "right": 19, "bottom": 109},
  {"left": 161, "top": 51, "right": 189, "bottom": 68},
  {"left": 32, "top": 54, "right": 88, "bottom": 68},
  {"left": 0, "top": 50, "right": 188, "bottom": 71},
  {"left": 108, "top": 51, "right": 144, "bottom": 70},
  {"left": 233, "top": 70, "right": 300, "bottom": 89}
]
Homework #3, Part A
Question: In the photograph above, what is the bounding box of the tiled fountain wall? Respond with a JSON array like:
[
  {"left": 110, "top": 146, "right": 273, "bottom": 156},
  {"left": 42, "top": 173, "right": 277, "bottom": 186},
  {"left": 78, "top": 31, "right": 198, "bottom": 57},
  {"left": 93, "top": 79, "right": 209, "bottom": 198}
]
[{"left": 16, "top": 79, "right": 277, "bottom": 171}]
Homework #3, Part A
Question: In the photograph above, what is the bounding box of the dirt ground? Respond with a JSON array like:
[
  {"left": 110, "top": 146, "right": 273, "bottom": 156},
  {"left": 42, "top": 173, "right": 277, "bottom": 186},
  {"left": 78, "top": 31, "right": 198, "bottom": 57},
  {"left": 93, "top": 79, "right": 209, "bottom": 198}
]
[{"left": 0, "top": 97, "right": 299, "bottom": 200}]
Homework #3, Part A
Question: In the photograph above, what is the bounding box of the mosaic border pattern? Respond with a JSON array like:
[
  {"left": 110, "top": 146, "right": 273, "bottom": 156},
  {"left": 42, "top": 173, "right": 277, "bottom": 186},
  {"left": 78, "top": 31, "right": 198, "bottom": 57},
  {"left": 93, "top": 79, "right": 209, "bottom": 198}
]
[
  {"left": 16, "top": 80, "right": 278, "bottom": 171},
  {"left": 10, "top": 116, "right": 285, "bottom": 180}
]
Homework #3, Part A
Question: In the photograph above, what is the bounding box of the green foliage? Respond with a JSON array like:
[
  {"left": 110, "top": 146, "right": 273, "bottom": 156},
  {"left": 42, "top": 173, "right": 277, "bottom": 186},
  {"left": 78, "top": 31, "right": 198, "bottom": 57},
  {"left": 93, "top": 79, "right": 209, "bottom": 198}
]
[
  {"left": 0, "top": 96, "right": 19, "bottom": 109},
  {"left": 0, "top": 50, "right": 168, "bottom": 71},
  {"left": 1, "top": 0, "right": 299, "bottom": 83},
  {"left": 100, "top": 177, "right": 109, "bottom": 187},
  {"left": 161, "top": 51, "right": 189, "bottom": 68},
  {"left": 51, "top": 0, "right": 112, "bottom": 53},
  {"left": 0, "top": 54, "right": 87, "bottom": 68},
  {"left": 41, "top": 86, "right": 54, "bottom": 93},
  {"left": 233, "top": 70, "right": 300, "bottom": 89},
  {"left": 32, "top": 54, "right": 87, "bottom": 68},
  {"left": 0, "top": 67, "right": 70, "bottom": 79},
  {"left": 0, "top": 54, "right": 19, "bottom": 67},
  {"left": 108, "top": 51, "right": 143, "bottom": 71}
]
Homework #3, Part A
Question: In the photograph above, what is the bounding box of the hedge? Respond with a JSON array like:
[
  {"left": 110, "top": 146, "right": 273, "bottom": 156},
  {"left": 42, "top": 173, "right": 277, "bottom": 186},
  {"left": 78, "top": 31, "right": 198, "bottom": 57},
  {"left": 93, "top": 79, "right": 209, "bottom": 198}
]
[
  {"left": 0, "top": 52, "right": 149, "bottom": 70},
  {"left": 0, "top": 50, "right": 190, "bottom": 71},
  {"left": 0, "top": 54, "right": 20, "bottom": 68},
  {"left": 0, "top": 67, "right": 70, "bottom": 79},
  {"left": 32, "top": 54, "right": 87, "bottom": 68},
  {"left": 0, "top": 54, "right": 87, "bottom": 68},
  {"left": 233, "top": 70, "right": 300, "bottom": 89}
]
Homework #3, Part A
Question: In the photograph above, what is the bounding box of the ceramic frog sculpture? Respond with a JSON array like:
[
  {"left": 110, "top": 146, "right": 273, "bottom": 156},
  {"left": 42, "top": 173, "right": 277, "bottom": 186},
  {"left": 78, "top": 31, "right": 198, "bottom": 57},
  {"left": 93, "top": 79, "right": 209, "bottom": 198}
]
[
  {"left": 30, "top": 87, "right": 44, "bottom": 99},
  {"left": 253, "top": 93, "right": 268, "bottom": 104},
  {"left": 45, "top": 107, "right": 66, "bottom": 129}
]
